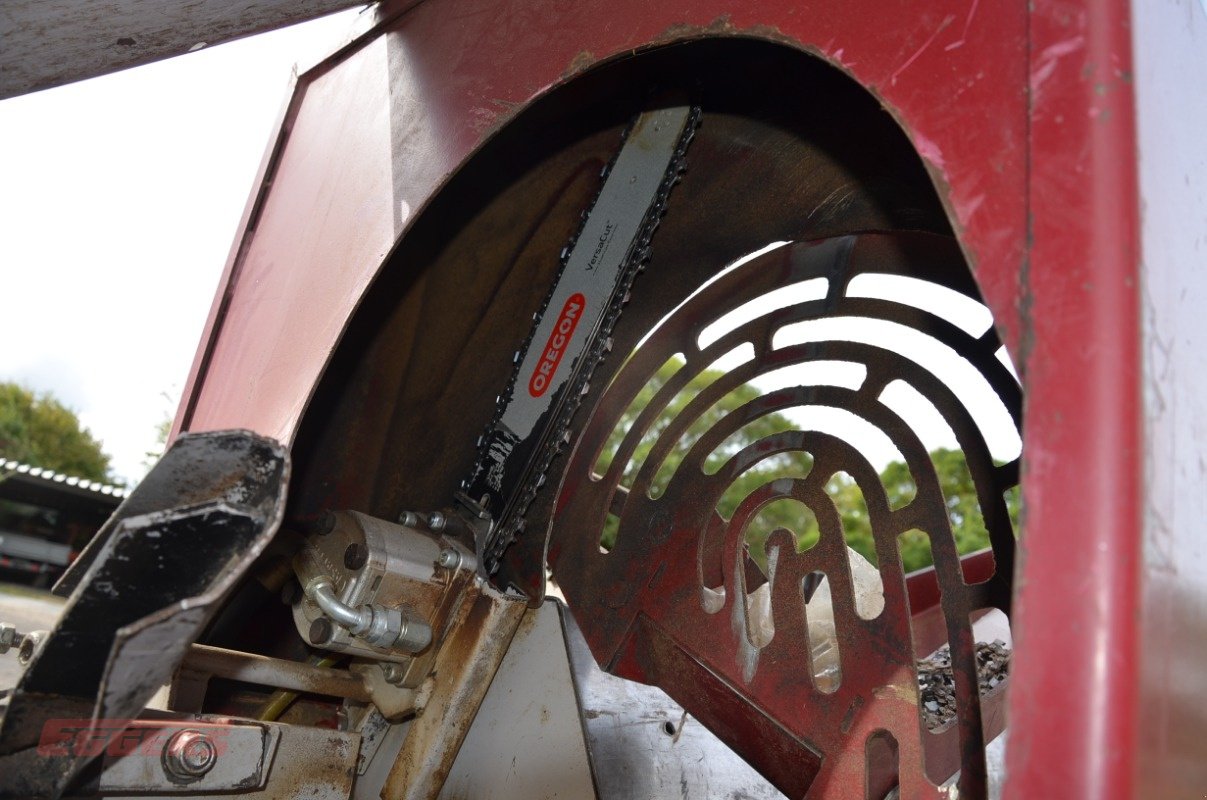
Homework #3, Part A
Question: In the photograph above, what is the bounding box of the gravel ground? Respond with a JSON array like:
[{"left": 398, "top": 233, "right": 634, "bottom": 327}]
[
  {"left": 917, "top": 639, "right": 1012, "bottom": 731},
  {"left": 0, "top": 583, "right": 65, "bottom": 690}
]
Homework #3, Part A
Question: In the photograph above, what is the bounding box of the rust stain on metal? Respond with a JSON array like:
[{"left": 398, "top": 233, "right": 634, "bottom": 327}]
[
  {"left": 562, "top": 17, "right": 801, "bottom": 82},
  {"left": 381, "top": 585, "right": 526, "bottom": 800},
  {"left": 654, "top": 16, "right": 799, "bottom": 50},
  {"left": 658, "top": 14, "right": 740, "bottom": 40},
  {"left": 563, "top": 50, "right": 597, "bottom": 79}
]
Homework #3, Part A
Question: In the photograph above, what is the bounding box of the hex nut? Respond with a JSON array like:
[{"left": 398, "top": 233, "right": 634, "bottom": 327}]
[
  {"left": 162, "top": 729, "right": 217, "bottom": 782},
  {"left": 360, "top": 606, "right": 432, "bottom": 653},
  {"left": 0, "top": 623, "right": 19, "bottom": 654},
  {"left": 360, "top": 605, "right": 403, "bottom": 648}
]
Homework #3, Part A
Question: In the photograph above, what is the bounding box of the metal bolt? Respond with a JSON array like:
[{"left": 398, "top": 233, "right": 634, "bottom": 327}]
[
  {"left": 427, "top": 511, "right": 446, "bottom": 531},
  {"left": 344, "top": 542, "right": 369, "bottom": 570},
  {"left": 380, "top": 662, "right": 405, "bottom": 684},
  {"left": 162, "top": 729, "right": 217, "bottom": 781},
  {"left": 17, "top": 630, "right": 45, "bottom": 665},
  {"left": 309, "top": 617, "right": 334, "bottom": 645},
  {"left": 0, "top": 622, "right": 23, "bottom": 655},
  {"left": 436, "top": 548, "right": 460, "bottom": 570}
]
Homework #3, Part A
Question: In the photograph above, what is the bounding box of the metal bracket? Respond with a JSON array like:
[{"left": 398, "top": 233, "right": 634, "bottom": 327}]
[
  {"left": 93, "top": 717, "right": 281, "bottom": 793},
  {"left": 0, "top": 430, "right": 289, "bottom": 799},
  {"left": 96, "top": 715, "right": 361, "bottom": 800}
]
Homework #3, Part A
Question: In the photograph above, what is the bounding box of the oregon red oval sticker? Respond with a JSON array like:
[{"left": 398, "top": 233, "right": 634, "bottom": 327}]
[{"left": 529, "top": 293, "right": 586, "bottom": 397}]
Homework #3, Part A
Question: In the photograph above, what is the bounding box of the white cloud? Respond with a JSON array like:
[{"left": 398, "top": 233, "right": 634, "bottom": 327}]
[{"left": 0, "top": 10, "right": 362, "bottom": 484}]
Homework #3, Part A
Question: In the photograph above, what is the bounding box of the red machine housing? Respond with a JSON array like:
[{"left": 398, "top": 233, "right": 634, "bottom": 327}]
[{"left": 170, "top": 0, "right": 1207, "bottom": 797}]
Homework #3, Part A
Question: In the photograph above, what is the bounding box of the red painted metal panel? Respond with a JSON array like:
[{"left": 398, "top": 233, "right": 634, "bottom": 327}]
[
  {"left": 179, "top": 0, "right": 1029, "bottom": 444},
  {"left": 1004, "top": 1, "right": 1142, "bottom": 798},
  {"left": 179, "top": 38, "right": 399, "bottom": 443},
  {"left": 173, "top": 1, "right": 1200, "bottom": 797},
  {"left": 548, "top": 234, "right": 1018, "bottom": 798}
]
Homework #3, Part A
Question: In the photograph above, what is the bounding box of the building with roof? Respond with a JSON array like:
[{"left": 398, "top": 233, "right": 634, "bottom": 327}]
[{"left": 0, "top": 458, "right": 125, "bottom": 585}]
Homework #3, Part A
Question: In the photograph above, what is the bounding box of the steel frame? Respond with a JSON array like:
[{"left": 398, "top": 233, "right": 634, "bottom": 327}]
[{"left": 170, "top": 0, "right": 1203, "bottom": 796}]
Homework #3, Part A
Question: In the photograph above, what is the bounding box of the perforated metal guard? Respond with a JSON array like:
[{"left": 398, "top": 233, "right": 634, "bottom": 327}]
[{"left": 549, "top": 232, "right": 1021, "bottom": 799}]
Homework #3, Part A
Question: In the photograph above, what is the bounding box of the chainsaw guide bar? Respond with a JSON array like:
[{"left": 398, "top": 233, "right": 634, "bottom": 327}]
[{"left": 457, "top": 105, "right": 701, "bottom": 580}]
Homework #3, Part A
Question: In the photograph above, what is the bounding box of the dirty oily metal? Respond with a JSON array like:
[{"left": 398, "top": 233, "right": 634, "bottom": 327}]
[
  {"left": 0, "top": 430, "right": 289, "bottom": 800},
  {"left": 459, "top": 105, "right": 700, "bottom": 576},
  {"left": 380, "top": 584, "right": 527, "bottom": 800}
]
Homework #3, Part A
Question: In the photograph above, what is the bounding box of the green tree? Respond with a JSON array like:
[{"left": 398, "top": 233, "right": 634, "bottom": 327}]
[
  {"left": 596, "top": 359, "right": 1018, "bottom": 574},
  {"left": 0, "top": 382, "right": 114, "bottom": 483},
  {"left": 141, "top": 414, "right": 173, "bottom": 474},
  {"left": 597, "top": 357, "right": 810, "bottom": 550},
  {"left": 740, "top": 451, "right": 1017, "bottom": 573}
]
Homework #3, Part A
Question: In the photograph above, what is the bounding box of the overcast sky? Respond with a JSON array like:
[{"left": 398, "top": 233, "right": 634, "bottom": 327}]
[{"left": 0, "top": 10, "right": 362, "bottom": 485}]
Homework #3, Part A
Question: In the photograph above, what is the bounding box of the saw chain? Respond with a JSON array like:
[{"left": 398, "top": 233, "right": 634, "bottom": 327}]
[{"left": 457, "top": 105, "right": 700, "bottom": 578}]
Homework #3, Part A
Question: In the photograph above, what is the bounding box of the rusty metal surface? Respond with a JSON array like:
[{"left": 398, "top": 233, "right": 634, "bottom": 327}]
[
  {"left": 1130, "top": 2, "right": 1207, "bottom": 796},
  {"left": 94, "top": 717, "right": 281, "bottom": 793},
  {"left": 437, "top": 601, "right": 597, "bottom": 800},
  {"left": 259, "top": 723, "right": 360, "bottom": 800},
  {"left": 0, "top": 0, "right": 370, "bottom": 100},
  {"left": 0, "top": 430, "right": 289, "bottom": 799},
  {"left": 381, "top": 582, "right": 526, "bottom": 800},
  {"left": 178, "top": 0, "right": 1027, "bottom": 447},
  {"left": 79, "top": 715, "right": 358, "bottom": 799},
  {"left": 181, "top": 643, "right": 372, "bottom": 702},
  {"left": 549, "top": 233, "right": 1019, "bottom": 799},
  {"left": 104, "top": 720, "right": 360, "bottom": 800}
]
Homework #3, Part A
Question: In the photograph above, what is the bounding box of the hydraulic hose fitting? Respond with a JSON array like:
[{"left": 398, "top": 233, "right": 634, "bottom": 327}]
[{"left": 305, "top": 577, "right": 432, "bottom": 653}]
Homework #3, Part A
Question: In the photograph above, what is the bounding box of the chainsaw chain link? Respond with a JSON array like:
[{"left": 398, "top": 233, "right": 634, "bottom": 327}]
[{"left": 466, "top": 107, "right": 701, "bottom": 576}]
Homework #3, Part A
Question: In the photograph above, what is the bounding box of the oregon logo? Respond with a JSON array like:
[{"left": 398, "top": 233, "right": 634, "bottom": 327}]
[{"left": 529, "top": 293, "right": 585, "bottom": 397}]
